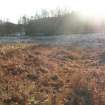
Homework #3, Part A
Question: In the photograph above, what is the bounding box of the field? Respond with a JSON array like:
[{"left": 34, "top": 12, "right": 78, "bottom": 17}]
[{"left": 0, "top": 43, "right": 105, "bottom": 105}]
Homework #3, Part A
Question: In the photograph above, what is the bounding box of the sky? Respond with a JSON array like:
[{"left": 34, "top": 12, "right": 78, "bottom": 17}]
[{"left": 0, "top": 0, "right": 105, "bottom": 23}]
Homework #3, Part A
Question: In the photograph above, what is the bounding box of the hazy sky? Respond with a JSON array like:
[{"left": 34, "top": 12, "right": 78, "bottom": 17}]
[{"left": 0, "top": 0, "right": 105, "bottom": 23}]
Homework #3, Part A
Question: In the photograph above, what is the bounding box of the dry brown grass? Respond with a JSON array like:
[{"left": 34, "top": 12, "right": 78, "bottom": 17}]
[{"left": 0, "top": 44, "right": 105, "bottom": 105}]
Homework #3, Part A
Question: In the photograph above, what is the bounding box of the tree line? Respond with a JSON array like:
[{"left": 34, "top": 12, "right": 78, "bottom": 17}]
[{"left": 0, "top": 8, "right": 105, "bottom": 35}]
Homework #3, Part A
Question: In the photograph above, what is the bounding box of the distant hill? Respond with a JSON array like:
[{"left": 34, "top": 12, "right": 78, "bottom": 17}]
[{"left": 0, "top": 22, "right": 17, "bottom": 35}]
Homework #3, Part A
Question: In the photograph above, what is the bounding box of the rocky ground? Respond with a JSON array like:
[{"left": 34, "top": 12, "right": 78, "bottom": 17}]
[{"left": 0, "top": 43, "right": 105, "bottom": 105}]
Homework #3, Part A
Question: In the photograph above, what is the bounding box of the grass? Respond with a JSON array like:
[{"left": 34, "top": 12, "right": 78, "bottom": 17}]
[{"left": 0, "top": 43, "right": 105, "bottom": 105}]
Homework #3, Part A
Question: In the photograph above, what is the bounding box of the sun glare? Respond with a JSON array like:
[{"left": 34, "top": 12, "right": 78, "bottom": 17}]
[{"left": 68, "top": 0, "right": 105, "bottom": 20}]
